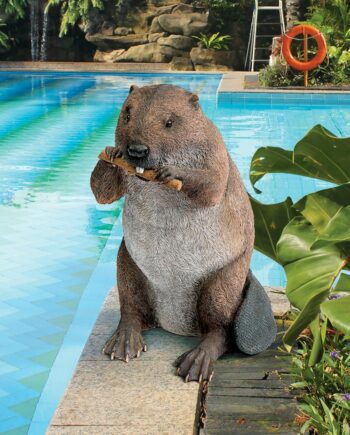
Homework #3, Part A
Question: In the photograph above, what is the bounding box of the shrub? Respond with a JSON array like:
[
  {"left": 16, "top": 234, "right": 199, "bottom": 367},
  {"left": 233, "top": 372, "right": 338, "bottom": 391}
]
[
  {"left": 0, "top": 22, "right": 10, "bottom": 49},
  {"left": 291, "top": 333, "right": 350, "bottom": 433},
  {"left": 0, "top": 0, "right": 28, "bottom": 47},
  {"left": 46, "top": 0, "right": 104, "bottom": 36},
  {"left": 250, "top": 124, "right": 350, "bottom": 364},
  {"left": 192, "top": 32, "right": 232, "bottom": 50},
  {"left": 259, "top": 0, "right": 350, "bottom": 87}
]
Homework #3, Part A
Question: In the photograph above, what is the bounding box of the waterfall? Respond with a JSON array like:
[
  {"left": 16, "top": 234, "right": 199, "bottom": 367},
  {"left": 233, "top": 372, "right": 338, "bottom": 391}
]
[
  {"left": 30, "top": 0, "right": 40, "bottom": 61},
  {"left": 30, "top": 0, "right": 49, "bottom": 61},
  {"left": 40, "top": 11, "right": 49, "bottom": 61}
]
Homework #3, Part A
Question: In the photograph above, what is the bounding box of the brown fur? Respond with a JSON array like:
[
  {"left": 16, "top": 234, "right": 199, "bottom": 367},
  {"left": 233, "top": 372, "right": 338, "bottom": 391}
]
[{"left": 90, "top": 84, "right": 254, "bottom": 382}]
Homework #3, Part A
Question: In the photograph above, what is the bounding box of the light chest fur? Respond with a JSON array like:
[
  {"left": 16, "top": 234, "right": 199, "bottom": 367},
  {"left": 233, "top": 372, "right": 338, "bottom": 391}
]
[{"left": 122, "top": 176, "right": 245, "bottom": 336}]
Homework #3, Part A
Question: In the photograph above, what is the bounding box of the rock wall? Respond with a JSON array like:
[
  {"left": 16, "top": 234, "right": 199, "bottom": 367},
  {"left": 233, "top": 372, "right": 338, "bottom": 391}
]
[
  {"left": 86, "top": 0, "right": 238, "bottom": 70},
  {"left": 0, "top": 4, "right": 94, "bottom": 62},
  {"left": 1, "top": 0, "right": 247, "bottom": 69}
]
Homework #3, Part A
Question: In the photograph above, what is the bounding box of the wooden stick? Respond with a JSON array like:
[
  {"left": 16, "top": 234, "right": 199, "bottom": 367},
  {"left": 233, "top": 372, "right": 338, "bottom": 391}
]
[{"left": 98, "top": 150, "right": 183, "bottom": 191}]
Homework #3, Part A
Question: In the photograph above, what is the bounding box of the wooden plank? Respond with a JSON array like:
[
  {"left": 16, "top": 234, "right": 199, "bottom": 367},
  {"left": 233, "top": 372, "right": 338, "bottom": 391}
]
[
  {"left": 203, "top": 342, "right": 298, "bottom": 434},
  {"left": 218, "top": 351, "right": 289, "bottom": 361},
  {"left": 202, "top": 418, "right": 297, "bottom": 434},
  {"left": 209, "top": 386, "right": 292, "bottom": 399},
  {"left": 206, "top": 396, "right": 297, "bottom": 420},
  {"left": 211, "top": 362, "right": 291, "bottom": 372},
  {"left": 210, "top": 378, "right": 290, "bottom": 389},
  {"left": 211, "top": 371, "right": 293, "bottom": 382}
]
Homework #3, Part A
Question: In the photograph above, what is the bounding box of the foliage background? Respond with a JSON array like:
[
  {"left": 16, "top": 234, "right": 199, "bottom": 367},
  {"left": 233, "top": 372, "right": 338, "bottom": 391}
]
[{"left": 260, "top": 0, "right": 350, "bottom": 86}]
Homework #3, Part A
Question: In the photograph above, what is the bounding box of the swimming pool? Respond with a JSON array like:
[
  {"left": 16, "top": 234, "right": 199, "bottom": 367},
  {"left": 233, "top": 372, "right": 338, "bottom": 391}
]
[{"left": 0, "top": 72, "right": 350, "bottom": 434}]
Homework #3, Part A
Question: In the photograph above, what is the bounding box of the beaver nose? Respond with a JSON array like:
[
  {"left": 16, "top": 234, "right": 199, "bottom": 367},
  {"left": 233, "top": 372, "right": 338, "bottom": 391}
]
[{"left": 127, "top": 144, "right": 149, "bottom": 159}]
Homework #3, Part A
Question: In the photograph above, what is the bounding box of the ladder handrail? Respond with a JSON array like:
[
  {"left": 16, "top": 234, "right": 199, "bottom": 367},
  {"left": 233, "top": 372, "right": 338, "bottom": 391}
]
[{"left": 247, "top": 0, "right": 285, "bottom": 71}]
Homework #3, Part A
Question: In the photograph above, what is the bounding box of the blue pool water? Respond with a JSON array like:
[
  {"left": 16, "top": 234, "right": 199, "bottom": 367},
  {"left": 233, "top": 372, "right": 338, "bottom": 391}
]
[{"left": 0, "top": 72, "right": 350, "bottom": 434}]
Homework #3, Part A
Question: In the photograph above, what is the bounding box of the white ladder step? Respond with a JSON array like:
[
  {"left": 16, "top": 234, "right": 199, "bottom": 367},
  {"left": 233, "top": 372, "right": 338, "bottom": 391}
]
[{"left": 258, "top": 6, "right": 281, "bottom": 9}]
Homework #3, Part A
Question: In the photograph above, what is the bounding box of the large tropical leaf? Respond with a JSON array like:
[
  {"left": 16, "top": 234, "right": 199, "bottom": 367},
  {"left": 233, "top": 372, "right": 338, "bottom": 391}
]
[
  {"left": 334, "top": 273, "right": 350, "bottom": 292},
  {"left": 283, "top": 291, "right": 330, "bottom": 347},
  {"left": 294, "top": 183, "right": 350, "bottom": 243},
  {"left": 250, "top": 196, "right": 298, "bottom": 262},
  {"left": 250, "top": 124, "right": 350, "bottom": 193},
  {"left": 250, "top": 123, "right": 350, "bottom": 360},
  {"left": 321, "top": 295, "right": 350, "bottom": 337},
  {"left": 276, "top": 216, "right": 346, "bottom": 309}
]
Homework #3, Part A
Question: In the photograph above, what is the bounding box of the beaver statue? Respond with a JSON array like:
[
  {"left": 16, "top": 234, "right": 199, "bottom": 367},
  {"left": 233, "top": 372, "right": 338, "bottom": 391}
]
[{"left": 90, "top": 84, "right": 276, "bottom": 382}]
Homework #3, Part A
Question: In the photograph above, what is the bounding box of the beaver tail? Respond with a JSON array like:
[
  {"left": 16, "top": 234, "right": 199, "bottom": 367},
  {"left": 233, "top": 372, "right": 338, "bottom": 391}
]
[{"left": 233, "top": 270, "right": 276, "bottom": 355}]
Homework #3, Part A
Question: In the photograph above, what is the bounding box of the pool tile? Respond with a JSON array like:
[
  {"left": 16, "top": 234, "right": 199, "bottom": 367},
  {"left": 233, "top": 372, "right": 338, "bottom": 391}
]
[{"left": 1, "top": 72, "right": 350, "bottom": 435}]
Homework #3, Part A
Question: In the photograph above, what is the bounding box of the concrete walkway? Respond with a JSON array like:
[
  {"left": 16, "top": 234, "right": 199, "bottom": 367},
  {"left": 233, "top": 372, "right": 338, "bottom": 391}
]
[{"left": 48, "top": 286, "right": 290, "bottom": 434}]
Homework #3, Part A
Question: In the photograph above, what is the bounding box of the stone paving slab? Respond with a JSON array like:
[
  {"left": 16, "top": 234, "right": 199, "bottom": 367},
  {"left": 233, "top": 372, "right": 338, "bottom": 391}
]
[
  {"left": 0, "top": 61, "right": 171, "bottom": 72},
  {"left": 218, "top": 71, "right": 350, "bottom": 93},
  {"left": 48, "top": 285, "right": 290, "bottom": 434},
  {"left": 0, "top": 61, "right": 222, "bottom": 74},
  {"left": 48, "top": 286, "right": 201, "bottom": 435}
]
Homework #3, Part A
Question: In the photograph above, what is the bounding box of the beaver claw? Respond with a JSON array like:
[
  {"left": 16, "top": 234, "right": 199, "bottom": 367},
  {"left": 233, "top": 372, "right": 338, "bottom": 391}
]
[
  {"left": 105, "top": 146, "right": 123, "bottom": 163},
  {"left": 174, "top": 348, "right": 214, "bottom": 383},
  {"left": 155, "top": 166, "right": 183, "bottom": 183},
  {"left": 103, "top": 326, "right": 146, "bottom": 362}
]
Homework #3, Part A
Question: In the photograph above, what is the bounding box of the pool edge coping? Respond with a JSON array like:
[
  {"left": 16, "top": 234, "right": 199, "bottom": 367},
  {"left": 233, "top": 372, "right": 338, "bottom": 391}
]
[
  {"left": 27, "top": 217, "right": 123, "bottom": 435},
  {"left": 1, "top": 64, "right": 350, "bottom": 94}
]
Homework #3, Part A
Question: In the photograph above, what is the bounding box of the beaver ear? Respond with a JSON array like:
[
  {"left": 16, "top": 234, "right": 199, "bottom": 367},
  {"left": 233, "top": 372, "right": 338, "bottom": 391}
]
[
  {"left": 189, "top": 93, "right": 199, "bottom": 107},
  {"left": 129, "top": 85, "right": 139, "bottom": 94}
]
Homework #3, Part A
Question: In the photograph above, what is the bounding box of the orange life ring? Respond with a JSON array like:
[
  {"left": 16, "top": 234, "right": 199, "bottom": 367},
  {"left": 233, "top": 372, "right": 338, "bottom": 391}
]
[{"left": 282, "top": 25, "right": 327, "bottom": 71}]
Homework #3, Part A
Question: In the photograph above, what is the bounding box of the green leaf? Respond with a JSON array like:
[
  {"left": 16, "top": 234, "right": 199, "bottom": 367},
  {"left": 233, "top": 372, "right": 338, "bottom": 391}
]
[
  {"left": 250, "top": 125, "right": 350, "bottom": 193},
  {"left": 276, "top": 217, "right": 346, "bottom": 309},
  {"left": 290, "top": 381, "right": 307, "bottom": 388},
  {"left": 283, "top": 291, "right": 329, "bottom": 347},
  {"left": 334, "top": 273, "right": 350, "bottom": 292},
  {"left": 208, "top": 32, "right": 219, "bottom": 44},
  {"left": 308, "top": 316, "right": 327, "bottom": 366},
  {"left": 294, "top": 184, "right": 350, "bottom": 242},
  {"left": 321, "top": 295, "right": 350, "bottom": 336},
  {"left": 342, "top": 420, "right": 350, "bottom": 435},
  {"left": 318, "top": 205, "right": 350, "bottom": 243},
  {"left": 250, "top": 147, "right": 304, "bottom": 194},
  {"left": 250, "top": 195, "right": 298, "bottom": 262}
]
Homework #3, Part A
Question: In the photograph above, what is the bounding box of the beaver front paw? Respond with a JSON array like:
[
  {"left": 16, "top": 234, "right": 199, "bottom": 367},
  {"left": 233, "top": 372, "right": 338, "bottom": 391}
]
[
  {"left": 174, "top": 347, "right": 214, "bottom": 383},
  {"left": 155, "top": 166, "right": 183, "bottom": 183},
  {"left": 103, "top": 325, "right": 146, "bottom": 362},
  {"left": 105, "top": 146, "right": 123, "bottom": 163}
]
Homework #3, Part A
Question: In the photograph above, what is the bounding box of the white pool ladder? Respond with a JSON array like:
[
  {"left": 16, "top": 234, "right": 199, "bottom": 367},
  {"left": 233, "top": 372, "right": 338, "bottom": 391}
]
[{"left": 245, "top": 0, "right": 285, "bottom": 71}]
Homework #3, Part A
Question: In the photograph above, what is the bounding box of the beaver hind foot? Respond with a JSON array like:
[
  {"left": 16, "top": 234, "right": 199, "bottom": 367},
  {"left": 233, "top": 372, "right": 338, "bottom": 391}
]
[
  {"left": 175, "top": 348, "right": 214, "bottom": 383},
  {"left": 174, "top": 331, "right": 226, "bottom": 383},
  {"left": 103, "top": 322, "right": 147, "bottom": 362}
]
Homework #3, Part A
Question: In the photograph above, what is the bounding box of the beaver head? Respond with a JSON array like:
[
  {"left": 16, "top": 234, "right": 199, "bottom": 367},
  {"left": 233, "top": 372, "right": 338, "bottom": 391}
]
[{"left": 115, "top": 84, "right": 209, "bottom": 171}]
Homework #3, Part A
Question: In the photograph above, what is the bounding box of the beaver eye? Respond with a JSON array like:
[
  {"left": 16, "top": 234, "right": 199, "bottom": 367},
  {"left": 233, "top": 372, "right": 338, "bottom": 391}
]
[
  {"left": 165, "top": 119, "right": 173, "bottom": 128},
  {"left": 124, "top": 113, "right": 130, "bottom": 123}
]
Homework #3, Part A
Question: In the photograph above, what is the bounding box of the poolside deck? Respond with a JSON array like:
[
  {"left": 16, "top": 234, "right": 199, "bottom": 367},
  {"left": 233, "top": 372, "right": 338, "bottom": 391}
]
[
  {"left": 47, "top": 286, "right": 201, "bottom": 434},
  {"left": 47, "top": 285, "right": 295, "bottom": 434},
  {"left": 2, "top": 62, "right": 350, "bottom": 94},
  {"left": 202, "top": 339, "right": 297, "bottom": 434}
]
